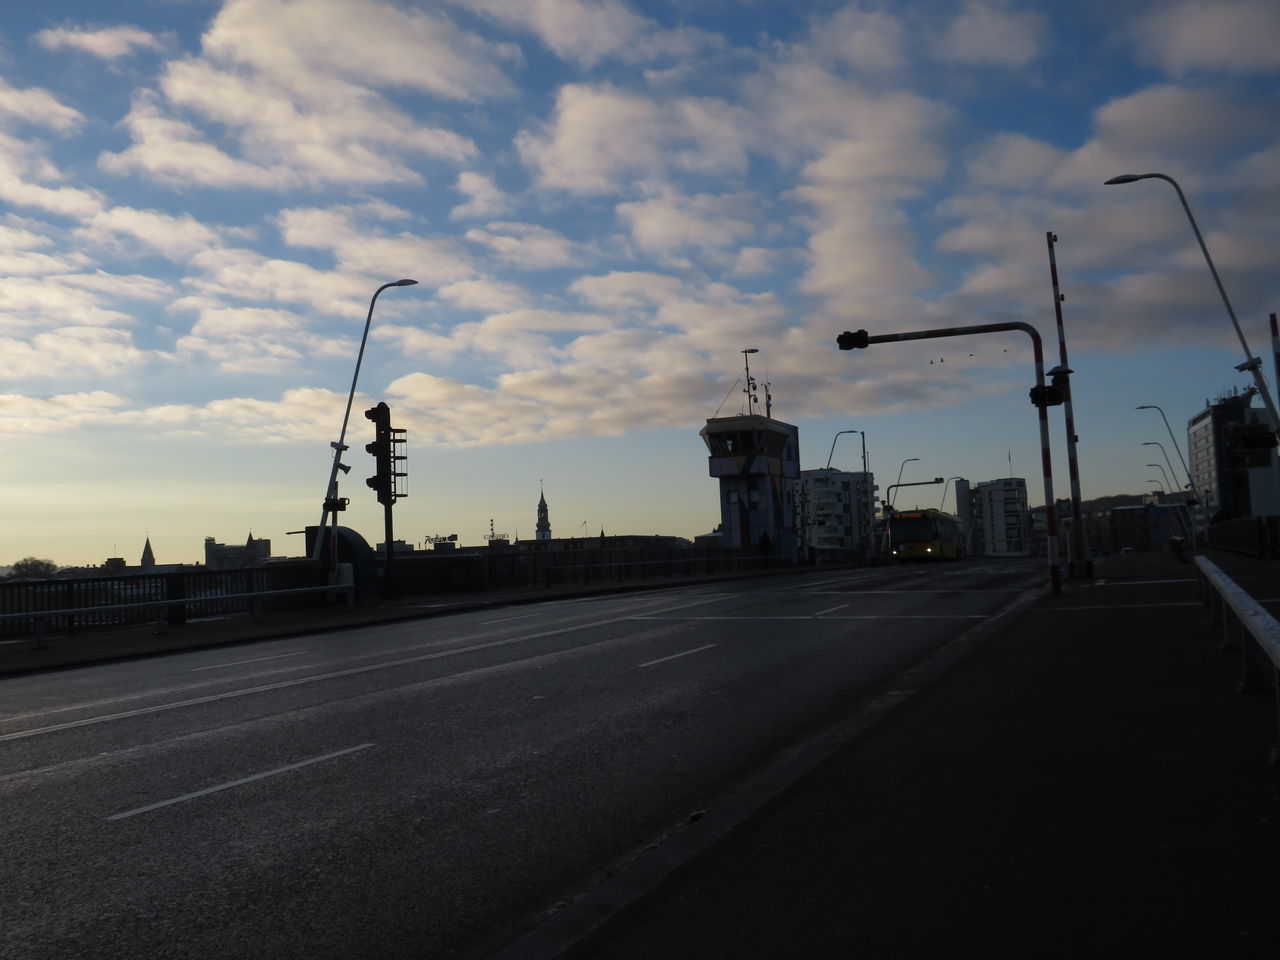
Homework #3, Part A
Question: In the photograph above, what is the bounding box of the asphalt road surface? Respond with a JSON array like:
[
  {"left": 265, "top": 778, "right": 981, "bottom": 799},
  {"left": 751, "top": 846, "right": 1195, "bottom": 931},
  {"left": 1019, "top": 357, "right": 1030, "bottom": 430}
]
[{"left": 1, "top": 559, "right": 1041, "bottom": 959}]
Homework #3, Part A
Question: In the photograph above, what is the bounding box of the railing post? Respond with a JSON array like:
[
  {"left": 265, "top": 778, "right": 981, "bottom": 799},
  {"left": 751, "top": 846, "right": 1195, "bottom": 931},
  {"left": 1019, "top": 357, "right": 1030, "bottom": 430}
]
[{"left": 166, "top": 575, "right": 187, "bottom": 627}]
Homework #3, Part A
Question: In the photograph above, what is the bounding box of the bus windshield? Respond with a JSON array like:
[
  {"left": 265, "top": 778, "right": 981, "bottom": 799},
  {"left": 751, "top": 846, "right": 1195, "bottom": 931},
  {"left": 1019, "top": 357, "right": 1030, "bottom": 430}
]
[{"left": 890, "top": 516, "right": 937, "bottom": 541}]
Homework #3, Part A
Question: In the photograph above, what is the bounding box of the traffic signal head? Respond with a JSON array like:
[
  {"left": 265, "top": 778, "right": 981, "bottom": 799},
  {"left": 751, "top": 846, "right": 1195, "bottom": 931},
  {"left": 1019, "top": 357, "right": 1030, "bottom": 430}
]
[{"left": 836, "top": 330, "right": 870, "bottom": 350}]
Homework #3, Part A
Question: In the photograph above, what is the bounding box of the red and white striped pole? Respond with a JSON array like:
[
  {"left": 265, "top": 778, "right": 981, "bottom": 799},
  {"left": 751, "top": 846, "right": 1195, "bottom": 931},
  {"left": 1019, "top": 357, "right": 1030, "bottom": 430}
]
[{"left": 838, "top": 321, "right": 1060, "bottom": 595}]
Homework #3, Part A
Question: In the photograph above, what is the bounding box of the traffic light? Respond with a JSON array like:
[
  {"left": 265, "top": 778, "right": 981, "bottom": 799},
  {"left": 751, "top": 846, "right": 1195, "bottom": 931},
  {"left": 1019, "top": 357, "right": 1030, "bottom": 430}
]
[
  {"left": 836, "top": 329, "right": 870, "bottom": 350},
  {"left": 364, "top": 402, "right": 408, "bottom": 506},
  {"left": 1029, "top": 384, "right": 1064, "bottom": 407}
]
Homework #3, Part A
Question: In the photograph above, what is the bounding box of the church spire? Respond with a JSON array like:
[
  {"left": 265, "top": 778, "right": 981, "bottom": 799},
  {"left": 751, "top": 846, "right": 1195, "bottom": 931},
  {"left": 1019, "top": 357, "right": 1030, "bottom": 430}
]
[
  {"left": 535, "top": 481, "right": 552, "bottom": 541},
  {"left": 140, "top": 537, "right": 155, "bottom": 568}
]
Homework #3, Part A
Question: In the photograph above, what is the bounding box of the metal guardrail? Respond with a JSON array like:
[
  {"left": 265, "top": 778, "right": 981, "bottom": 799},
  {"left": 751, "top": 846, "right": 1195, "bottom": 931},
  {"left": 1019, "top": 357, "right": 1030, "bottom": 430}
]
[
  {"left": 1194, "top": 555, "right": 1280, "bottom": 763},
  {"left": 2, "top": 582, "right": 354, "bottom": 650}
]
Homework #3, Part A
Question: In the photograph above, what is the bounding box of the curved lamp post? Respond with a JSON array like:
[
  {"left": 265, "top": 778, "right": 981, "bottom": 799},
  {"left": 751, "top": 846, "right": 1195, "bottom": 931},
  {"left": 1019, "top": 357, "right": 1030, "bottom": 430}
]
[
  {"left": 1146, "top": 463, "right": 1172, "bottom": 491},
  {"left": 313, "top": 278, "right": 419, "bottom": 561},
  {"left": 826, "top": 429, "right": 867, "bottom": 473},
  {"left": 1141, "top": 441, "right": 1179, "bottom": 501},
  {"left": 1106, "top": 173, "right": 1280, "bottom": 433},
  {"left": 1136, "top": 403, "right": 1204, "bottom": 533},
  {"left": 891, "top": 458, "right": 919, "bottom": 506},
  {"left": 940, "top": 476, "right": 964, "bottom": 511}
]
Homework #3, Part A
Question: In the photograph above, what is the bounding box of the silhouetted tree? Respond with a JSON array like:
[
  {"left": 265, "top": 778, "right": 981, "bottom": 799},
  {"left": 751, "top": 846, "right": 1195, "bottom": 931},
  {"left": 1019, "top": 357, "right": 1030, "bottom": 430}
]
[{"left": 11, "top": 557, "right": 57, "bottom": 578}]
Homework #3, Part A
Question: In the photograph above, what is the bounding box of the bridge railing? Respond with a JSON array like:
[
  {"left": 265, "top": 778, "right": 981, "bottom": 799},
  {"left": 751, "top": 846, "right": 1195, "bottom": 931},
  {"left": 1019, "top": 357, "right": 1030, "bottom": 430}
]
[{"left": 1194, "top": 555, "right": 1280, "bottom": 763}]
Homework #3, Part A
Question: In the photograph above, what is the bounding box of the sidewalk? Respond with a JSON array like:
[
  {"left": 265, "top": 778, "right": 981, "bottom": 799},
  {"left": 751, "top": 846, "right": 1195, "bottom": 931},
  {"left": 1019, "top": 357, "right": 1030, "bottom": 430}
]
[{"left": 545, "top": 548, "right": 1280, "bottom": 958}]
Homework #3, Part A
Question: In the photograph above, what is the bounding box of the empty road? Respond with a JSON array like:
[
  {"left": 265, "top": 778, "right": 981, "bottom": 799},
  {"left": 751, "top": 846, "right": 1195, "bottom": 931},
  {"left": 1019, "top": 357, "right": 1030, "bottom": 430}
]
[{"left": 1, "top": 560, "right": 1041, "bottom": 959}]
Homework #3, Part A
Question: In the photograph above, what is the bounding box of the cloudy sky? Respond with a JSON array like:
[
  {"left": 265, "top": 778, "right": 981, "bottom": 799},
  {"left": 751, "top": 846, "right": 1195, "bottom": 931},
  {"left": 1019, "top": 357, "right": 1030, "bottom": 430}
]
[{"left": 1, "top": 0, "right": 1278, "bottom": 565}]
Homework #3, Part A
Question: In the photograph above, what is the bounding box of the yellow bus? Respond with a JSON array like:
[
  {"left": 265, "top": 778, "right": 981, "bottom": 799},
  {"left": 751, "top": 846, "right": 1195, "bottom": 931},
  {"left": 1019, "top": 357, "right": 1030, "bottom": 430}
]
[{"left": 888, "top": 509, "right": 965, "bottom": 560}]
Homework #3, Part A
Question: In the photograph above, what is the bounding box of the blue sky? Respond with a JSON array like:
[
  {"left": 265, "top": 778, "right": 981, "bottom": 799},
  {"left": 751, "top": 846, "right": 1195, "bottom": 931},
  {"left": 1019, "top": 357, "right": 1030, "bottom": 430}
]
[{"left": 1, "top": 0, "right": 1278, "bottom": 565}]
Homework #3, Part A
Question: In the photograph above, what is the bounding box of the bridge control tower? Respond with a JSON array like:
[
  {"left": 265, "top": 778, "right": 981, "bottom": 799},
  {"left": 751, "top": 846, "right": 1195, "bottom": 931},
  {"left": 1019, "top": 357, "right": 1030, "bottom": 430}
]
[{"left": 699, "top": 349, "right": 799, "bottom": 561}]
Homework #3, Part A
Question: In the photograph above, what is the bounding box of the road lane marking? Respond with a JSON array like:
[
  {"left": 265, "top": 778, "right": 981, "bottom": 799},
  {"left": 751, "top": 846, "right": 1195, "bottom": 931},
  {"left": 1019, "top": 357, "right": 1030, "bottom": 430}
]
[
  {"left": 811, "top": 604, "right": 848, "bottom": 617},
  {"left": 480, "top": 613, "right": 541, "bottom": 625},
  {"left": 638, "top": 644, "right": 717, "bottom": 668},
  {"left": 105, "top": 743, "right": 374, "bottom": 821},
  {"left": 189, "top": 652, "right": 307, "bottom": 672},
  {"left": 2, "top": 592, "right": 736, "bottom": 743}
]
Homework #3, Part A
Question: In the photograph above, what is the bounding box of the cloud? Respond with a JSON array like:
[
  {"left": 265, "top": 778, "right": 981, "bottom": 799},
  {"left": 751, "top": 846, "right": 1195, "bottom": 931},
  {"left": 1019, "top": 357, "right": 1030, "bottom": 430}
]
[
  {"left": 0, "top": 77, "right": 84, "bottom": 133},
  {"left": 456, "top": 0, "right": 714, "bottom": 68},
  {"left": 450, "top": 172, "right": 511, "bottom": 220},
  {"left": 1131, "top": 0, "right": 1280, "bottom": 75},
  {"left": 35, "top": 25, "right": 166, "bottom": 60},
  {"left": 0, "top": 391, "right": 129, "bottom": 436},
  {"left": 0, "top": 327, "right": 147, "bottom": 379},
  {"left": 616, "top": 191, "right": 756, "bottom": 254},
  {"left": 75, "top": 206, "right": 226, "bottom": 262},
  {"left": 806, "top": 5, "right": 904, "bottom": 73},
  {"left": 464, "top": 221, "right": 581, "bottom": 268},
  {"left": 99, "top": 0, "right": 506, "bottom": 190},
  {"left": 0, "top": 273, "right": 169, "bottom": 333},
  {"left": 517, "top": 83, "right": 753, "bottom": 194},
  {"left": 99, "top": 91, "right": 293, "bottom": 189},
  {"left": 933, "top": 1, "right": 1045, "bottom": 68},
  {"left": 204, "top": 0, "right": 517, "bottom": 101},
  {"left": 176, "top": 306, "right": 318, "bottom": 374},
  {"left": 276, "top": 206, "right": 477, "bottom": 288},
  {"left": 436, "top": 278, "right": 529, "bottom": 313}
]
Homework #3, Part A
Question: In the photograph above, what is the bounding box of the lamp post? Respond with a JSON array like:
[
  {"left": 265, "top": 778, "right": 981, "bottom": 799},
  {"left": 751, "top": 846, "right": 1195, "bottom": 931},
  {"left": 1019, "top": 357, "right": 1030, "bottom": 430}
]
[
  {"left": 826, "top": 429, "right": 867, "bottom": 474},
  {"left": 891, "top": 458, "right": 919, "bottom": 506},
  {"left": 940, "top": 476, "right": 964, "bottom": 511},
  {"left": 1141, "top": 441, "right": 1179, "bottom": 498},
  {"left": 1148, "top": 479, "right": 1166, "bottom": 494},
  {"left": 1137, "top": 403, "right": 1203, "bottom": 531},
  {"left": 1146, "top": 463, "right": 1172, "bottom": 492},
  {"left": 1106, "top": 173, "right": 1280, "bottom": 434},
  {"left": 313, "top": 278, "right": 418, "bottom": 561}
]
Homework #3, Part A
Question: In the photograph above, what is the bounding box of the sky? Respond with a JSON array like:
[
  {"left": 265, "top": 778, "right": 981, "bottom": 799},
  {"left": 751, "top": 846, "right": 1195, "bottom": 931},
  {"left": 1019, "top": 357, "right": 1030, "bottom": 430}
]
[{"left": 1, "top": 0, "right": 1278, "bottom": 566}]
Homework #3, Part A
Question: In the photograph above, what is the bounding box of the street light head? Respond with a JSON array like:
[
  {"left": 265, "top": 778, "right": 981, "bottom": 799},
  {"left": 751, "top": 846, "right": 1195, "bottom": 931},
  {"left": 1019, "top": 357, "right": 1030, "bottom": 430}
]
[
  {"left": 741, "top": 347, "right": 759, "bottom": 354},
  {"left": 390, "top": 278, "right": 418, "bottom": 287},
  {"left": 1104, "top": 174, "right": 1147, "bottom": 185},
  {"left": 1136, "top": 404, "right": 1154, "bottom": 410}
]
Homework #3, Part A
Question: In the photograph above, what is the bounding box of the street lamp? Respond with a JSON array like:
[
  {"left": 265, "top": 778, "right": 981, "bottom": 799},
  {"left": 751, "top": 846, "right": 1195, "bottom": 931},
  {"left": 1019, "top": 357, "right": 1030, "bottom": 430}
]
[
  {"left": 826, "top": 429, "right": 868, "bottom": 474},
  {"left": 1141, "top": 441, "right": 1179, "bottom": 498},
  {"left": 1136, "top": 404, "right": 1203, "bottom": 528},
  {"left": 1146, "top": 463, "right": 1173, "bottom": 492},
  {"left": 940, "top": 476, "right": 964, "bottom": 511},
  {"left": 891, "top": 458, "right": 919, "bottom": 506},
  {"left": 1106, "top": 173, "right": 1280, "bottom": 434},
  {"left": 1148, "top": 479, "right": 1166, "bottom": 493},
  {"left": 313, "top": 278, "right": 418, "bottom": 561}
]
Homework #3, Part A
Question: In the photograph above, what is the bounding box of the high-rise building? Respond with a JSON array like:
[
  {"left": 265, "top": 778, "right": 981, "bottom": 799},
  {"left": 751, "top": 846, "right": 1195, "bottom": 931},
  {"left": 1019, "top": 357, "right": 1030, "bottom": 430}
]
[
  {"left": 969, "top": 478, "right": 1030, "bottom": 556},
  {"left": 1188, "top": 387, "right": 1280, "bottom": 522},
  {"left": 798, "top": 469, "right": 876, "bottom": 562}
]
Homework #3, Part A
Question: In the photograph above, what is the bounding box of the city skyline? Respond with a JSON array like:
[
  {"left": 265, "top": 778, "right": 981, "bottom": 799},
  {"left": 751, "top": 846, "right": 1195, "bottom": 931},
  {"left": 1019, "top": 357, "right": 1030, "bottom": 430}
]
[{"left": 1, "top": 1, "right": 1278, "bottom": 566}]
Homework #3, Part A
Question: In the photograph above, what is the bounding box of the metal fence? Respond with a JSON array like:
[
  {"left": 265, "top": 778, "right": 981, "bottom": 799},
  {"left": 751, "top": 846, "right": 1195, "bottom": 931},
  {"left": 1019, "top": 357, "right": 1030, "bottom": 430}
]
[
  {"left": 0, "top": 561, "right": 323, "bottom": 640},
  {"left": 1194, "top": 554, "right": 1280, "bottom": 764}
]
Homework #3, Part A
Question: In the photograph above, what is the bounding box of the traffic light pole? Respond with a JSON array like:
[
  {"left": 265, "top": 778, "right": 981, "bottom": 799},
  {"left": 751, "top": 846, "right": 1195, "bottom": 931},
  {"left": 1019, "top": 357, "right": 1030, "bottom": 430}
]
[{"left": 839, "top": 321, "right": 1061, "bottom": 596}]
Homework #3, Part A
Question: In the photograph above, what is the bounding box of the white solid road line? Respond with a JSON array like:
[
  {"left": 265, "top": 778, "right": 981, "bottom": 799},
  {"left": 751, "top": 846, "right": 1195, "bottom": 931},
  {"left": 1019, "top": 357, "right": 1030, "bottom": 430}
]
[
  {"left": 810, "top": 604, "right": 848, "bottom": 617},
  {"left": 637, "top": 644, "right": 717, "bottom": 669},
  {"left": 105, "top": 743, "right": 374, "bottom": 821},
  {"left": 189, "top": 652, "right": 307, "bottom": 672}
]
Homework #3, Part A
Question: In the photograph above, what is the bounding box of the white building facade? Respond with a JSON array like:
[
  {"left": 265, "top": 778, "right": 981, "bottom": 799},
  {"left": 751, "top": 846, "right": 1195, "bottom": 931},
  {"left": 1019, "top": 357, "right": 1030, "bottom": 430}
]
[
  {"left": 798, "top": 468, "right": 877, "bottom": 562},
  {"left": 970, "top": 478, "right": 1031, "bottom": 557}
]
